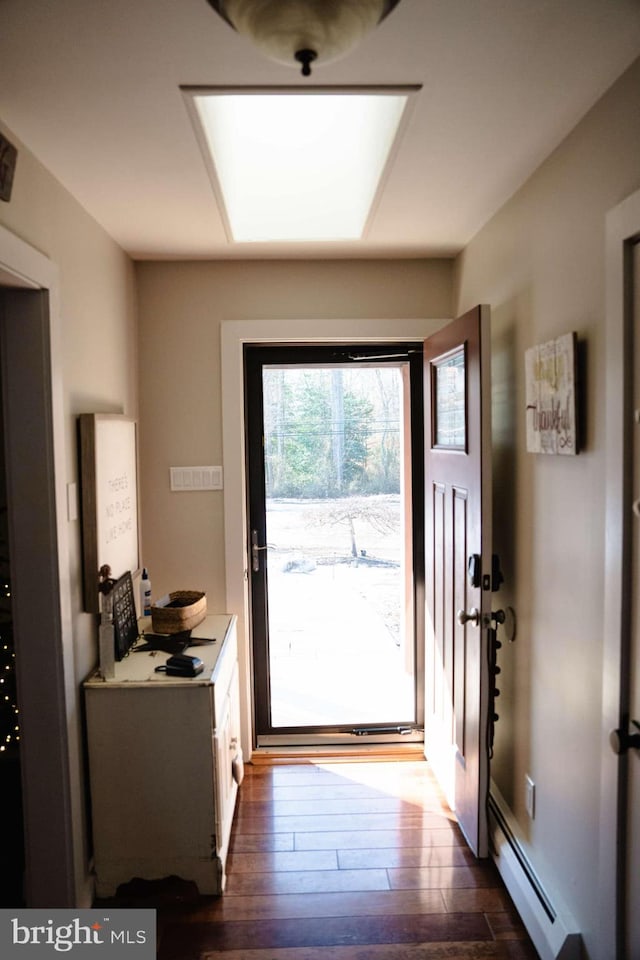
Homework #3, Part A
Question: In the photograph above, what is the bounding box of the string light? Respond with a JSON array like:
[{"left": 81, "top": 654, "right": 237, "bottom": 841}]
[{"left": 0, "top": 574, "right": 18, "bottom": 754}]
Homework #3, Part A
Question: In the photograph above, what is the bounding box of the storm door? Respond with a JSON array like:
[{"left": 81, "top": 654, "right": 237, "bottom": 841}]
[{"left": 245, "top": 343, "right": 424, "bottom": 746}]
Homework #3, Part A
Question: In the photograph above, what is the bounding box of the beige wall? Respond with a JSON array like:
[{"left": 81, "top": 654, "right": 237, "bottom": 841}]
[
  {"left": 454, "top": 56, "right": 640, "bottom": 955},
  {"left": 3, "top": 44, "right": 639, "bottom": 948},
  {"left": 0, "top": 120, "right": 138, "bottom": 671},
  {"left": 135, "top": 258, "right": 452, "bottom": 605},
  {"left": 0, "top": 121, "right": 138, "bottom": 903}
]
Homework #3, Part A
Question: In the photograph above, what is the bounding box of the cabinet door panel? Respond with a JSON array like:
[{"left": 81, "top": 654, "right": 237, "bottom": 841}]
[{"left": 213, "top": 695, "right": 234, "bottom": 852}]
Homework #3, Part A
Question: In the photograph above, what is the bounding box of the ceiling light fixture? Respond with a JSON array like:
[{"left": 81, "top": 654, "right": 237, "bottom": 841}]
[{"left": 206, "top": 0, "right": 402, "bottom": 76}]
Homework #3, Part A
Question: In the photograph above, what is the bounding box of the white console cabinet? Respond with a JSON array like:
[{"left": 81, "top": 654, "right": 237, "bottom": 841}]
[{"left": 84, "top": 615, "right": 240, "bottom": 897}]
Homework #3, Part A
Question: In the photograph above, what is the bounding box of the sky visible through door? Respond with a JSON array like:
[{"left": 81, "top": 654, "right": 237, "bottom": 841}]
[{"left": 262, "top": 363, "right": 416, "bottom": 729}]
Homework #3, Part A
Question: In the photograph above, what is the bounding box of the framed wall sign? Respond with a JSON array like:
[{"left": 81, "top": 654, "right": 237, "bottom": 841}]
[
  {"left": 525, "top": 332, "right": 578, "bottom": 455},
  {"left": 79, "top": 414, "right": 140, "bottom": 612},
  {"left": 111, "top": 571, "right": 139, "bottom": 660}
]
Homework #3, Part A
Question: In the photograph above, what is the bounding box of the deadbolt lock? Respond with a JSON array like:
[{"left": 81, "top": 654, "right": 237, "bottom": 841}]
[{"left": 610, "top": 720, "right": 640, "bottom": 755}]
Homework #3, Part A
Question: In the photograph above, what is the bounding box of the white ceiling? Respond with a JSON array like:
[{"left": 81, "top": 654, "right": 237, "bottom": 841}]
[{"left": 1, "top": 0, "right": 639, "bottom": 260}]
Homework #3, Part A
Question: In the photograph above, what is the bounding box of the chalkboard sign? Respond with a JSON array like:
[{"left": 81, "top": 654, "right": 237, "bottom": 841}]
[
  {"left": 79, "top": 414, "right": 140, "bottom": 612},
  {"left": 111, "top": 571, "right": 139, "bottom": 660}
]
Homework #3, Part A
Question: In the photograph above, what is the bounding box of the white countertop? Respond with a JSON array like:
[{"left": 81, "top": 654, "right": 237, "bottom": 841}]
[{"left": 84, "top": 614, "right": 235, "bottom": 688}]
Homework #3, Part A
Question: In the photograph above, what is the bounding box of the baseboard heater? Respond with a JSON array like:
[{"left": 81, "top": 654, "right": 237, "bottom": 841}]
[{"left": 488, "top": 784, "right": 582, "bottom": 960}]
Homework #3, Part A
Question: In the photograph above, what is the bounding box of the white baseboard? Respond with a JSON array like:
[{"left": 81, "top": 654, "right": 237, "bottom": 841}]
[{"left": 489, "top": 784, "right": 582, "bottom": 960}]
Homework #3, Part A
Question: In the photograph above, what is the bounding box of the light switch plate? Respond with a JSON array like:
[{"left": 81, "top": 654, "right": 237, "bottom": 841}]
[{"left": 170, "top": 466, "right": 223, "bottom": 491}]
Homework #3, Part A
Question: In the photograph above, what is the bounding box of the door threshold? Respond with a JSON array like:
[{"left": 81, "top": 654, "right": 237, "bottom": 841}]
[
  {"left": 250, "top": 742, "right": 425, "bottom": 764},
  {"left": 256, "top": 731, "right": 424, "bottom": 748}
]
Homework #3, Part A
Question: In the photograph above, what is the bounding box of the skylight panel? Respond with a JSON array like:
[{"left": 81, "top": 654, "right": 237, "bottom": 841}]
[{"left": 187, "top": 89, "right": 414, "bottom": 244}]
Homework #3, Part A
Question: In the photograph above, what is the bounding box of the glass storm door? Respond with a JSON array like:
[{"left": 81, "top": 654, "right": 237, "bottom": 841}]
[{"left": 245, "top": 344, "right": 424, "bottom": 745}]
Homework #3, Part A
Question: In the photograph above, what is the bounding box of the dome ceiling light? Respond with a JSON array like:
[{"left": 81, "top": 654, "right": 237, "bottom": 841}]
[{"left": 206, "top": 0, "right": 402, "bottom": 76}]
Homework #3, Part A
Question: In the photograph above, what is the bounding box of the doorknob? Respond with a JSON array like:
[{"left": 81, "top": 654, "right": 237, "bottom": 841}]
[
  {"left": 251, "top": 529, "right": 268, "bottom": 573},
  {"left": 610, "top": 720, "right": 640, "bottom": 755},
  {"left": 457, "top": 607, "right": 480, "bottom": 627}
]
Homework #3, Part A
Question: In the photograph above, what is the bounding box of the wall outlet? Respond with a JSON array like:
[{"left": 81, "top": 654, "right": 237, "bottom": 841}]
[{"left": 525, "top": 774, "right": 536, "bottom": 819}]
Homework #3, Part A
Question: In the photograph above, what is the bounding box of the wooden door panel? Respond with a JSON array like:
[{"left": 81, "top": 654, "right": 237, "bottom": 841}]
[
  {"left": 453, "top": 485, "right": 468, "bottom": 761},
  {"left": 424, "top": 305, "right": 491, "bottom": 858},
  {"left": 432, "top": 481, "right": 445, "bottom": 724}
]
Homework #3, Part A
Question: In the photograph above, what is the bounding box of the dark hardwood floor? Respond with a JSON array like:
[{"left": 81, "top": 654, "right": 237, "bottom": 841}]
[{"left": 112, "top": 757, "right": 540, "bottom": 959}]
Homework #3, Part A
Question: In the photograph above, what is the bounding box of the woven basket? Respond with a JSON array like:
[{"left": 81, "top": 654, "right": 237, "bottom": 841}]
[{"left": 150, "top": 590, "right": 207, "bottom": 634}]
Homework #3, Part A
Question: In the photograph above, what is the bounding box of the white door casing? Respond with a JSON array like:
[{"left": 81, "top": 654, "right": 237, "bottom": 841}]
[
  {"left": 602, "top": 188, "right": 640, "bottom": 959},
  {"left": 0, "top": 224, "right": 79, "bottom": 905},
  {"left": 627, "top": 240, "right": 640, "bottom": 957},
  {"left": 221, "top": 317, "right": 446, "bottom": 759}
]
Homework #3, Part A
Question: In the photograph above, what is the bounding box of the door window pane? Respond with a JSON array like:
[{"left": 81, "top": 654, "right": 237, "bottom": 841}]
[{"left": 433, "top": 347, "right": 466, "bottom": 449}]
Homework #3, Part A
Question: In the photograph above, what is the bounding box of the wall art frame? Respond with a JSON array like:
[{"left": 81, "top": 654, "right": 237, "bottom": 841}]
[{"left": 525, "top": 331, "right": 578, "bottom": 455}]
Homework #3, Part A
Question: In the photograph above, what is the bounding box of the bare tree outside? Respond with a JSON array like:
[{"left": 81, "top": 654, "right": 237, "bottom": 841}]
[{"left": 305, "top": 497, "right": 398, "bottom": 560}]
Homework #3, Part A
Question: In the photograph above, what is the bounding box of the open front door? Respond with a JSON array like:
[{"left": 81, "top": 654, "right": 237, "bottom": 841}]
[{"left": 424, "top": 305, "right": 492, "bottom": 857}]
